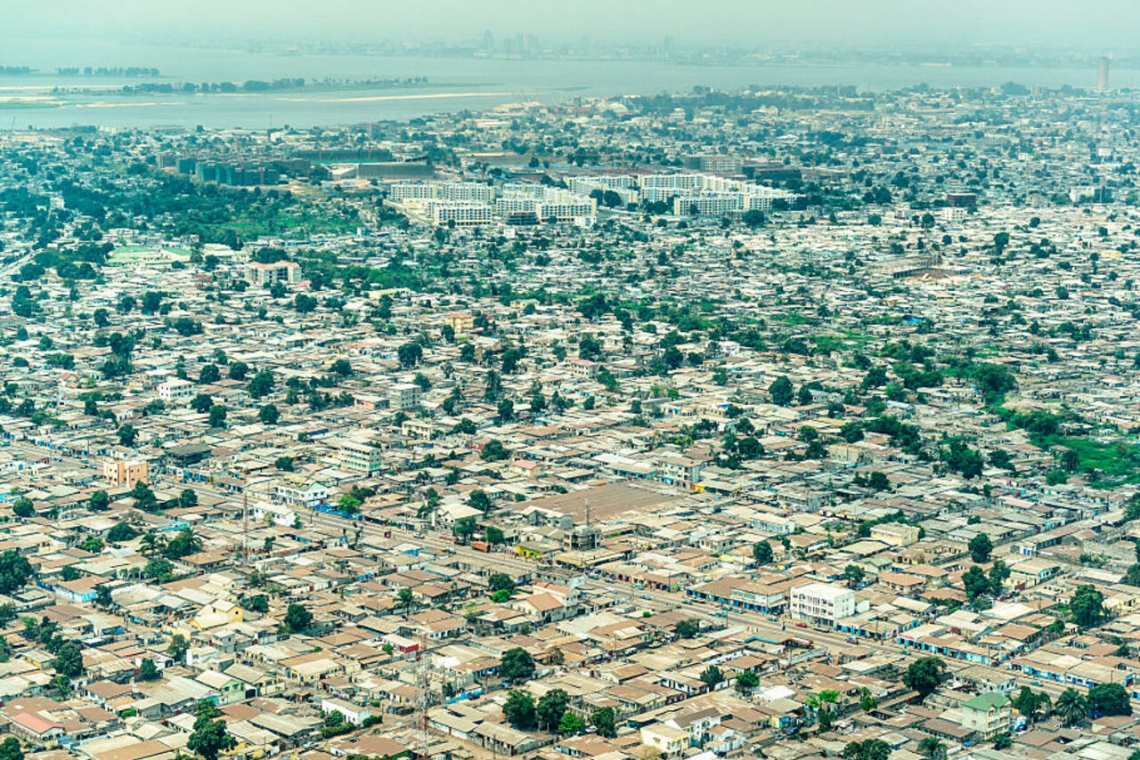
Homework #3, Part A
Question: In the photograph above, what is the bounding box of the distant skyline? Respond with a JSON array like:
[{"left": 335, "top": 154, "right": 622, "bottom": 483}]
[{"left": 3, "top": 0, "right": 1139, "bottom": 52}]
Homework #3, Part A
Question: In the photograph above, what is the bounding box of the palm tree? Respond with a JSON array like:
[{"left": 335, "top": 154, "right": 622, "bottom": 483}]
[
  {"left": 1036, "top": 692, "right": 1052, "bottom": 721},
  {"left": 396, "top": 588, "right": 417, "bottom": 618},
  {"left": 140, "top": 533, "right": 166, "bottom": 557},
  {"left": 181, "top": 527, "right": 203, "bottom": 554},
  {"left": 919, "top": 737, "right": 946, "bottom": 760},
  {"left": 1056, "top": 687, "right": 1087, "bottom": 727}
]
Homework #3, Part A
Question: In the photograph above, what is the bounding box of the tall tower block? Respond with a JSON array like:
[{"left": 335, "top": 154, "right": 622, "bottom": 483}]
[{"left": 1098, "top": 57, "right": 1111, "bottom": 91}]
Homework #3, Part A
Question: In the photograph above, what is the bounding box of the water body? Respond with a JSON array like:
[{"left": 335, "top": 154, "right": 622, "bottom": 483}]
[{"left": 0, "top": 38, "right": 1131, "bottom": 130}]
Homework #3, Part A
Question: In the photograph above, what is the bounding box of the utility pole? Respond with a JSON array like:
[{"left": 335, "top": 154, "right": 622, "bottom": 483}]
[
  {"left": 416, "top": 633, "right": 431, "bottom": 760},
  {"left": 242, "top": 469, "right": 250, "bottom": 566}
]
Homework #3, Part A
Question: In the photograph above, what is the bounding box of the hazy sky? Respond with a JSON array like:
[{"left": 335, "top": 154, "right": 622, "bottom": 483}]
[{"left": 4, "top": 0, "right": 1138, "bottom": 49}]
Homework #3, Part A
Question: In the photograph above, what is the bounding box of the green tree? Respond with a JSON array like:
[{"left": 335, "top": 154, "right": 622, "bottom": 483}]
[
  {"left": 188, "top": 710, "right": 236, "bottom": 760},
  {"left": 139, "top": 658, "right": 160, "bottom": 681},
  {"left": 559, "top": 711, "right": 586, "bottom": 735},
  {"left": 753, "top": 541, "right": 774, "bottom": 565},
  {"left": 1056, "top": 687, "right": 1087, "bottom": 726},
  {"left": 919, "top": 737, "right": 945, "bottom": 760},
  {"left": 500, "top": 647, "right": 536, "bottom": 681},
  {"left": 144, "top": 557, "right": 173, "bottom": 581},
  {"left": 843, "top": 565, "right": 865, "bottom": 588},
  {"left": 51, "top": 674, "right": 71, "bottom": 700},
  {"left": 0, "top": 551, "right": 35, "bottom": 594},
  {"left": 480, "top": 439, "right": 510, "bottom": 462},
  {"left": 675, "top": 619, "right": 700, "bottom": 639},
  {"left": 258, "top": 404, "right": 280, "bottom": 425},
  {"left": 11, "top": 498, "right": 34, "bottom": 518},
  {"left": 0, "top": 737, "right": 22, "bottom": 760},
  {"left": 1070, "top": 584, "right": 1106, "bottom": 628},
  {"left": 968, "top": 533, "right": 993, "bottom": 563},
  {"left": 769, "top": 376, "right": 795, "bottom": 406},
  {"left": 398, "top": 342, "right": 424, "bottom": 369},
  {"left": 1088, "top": 683, "right": 1132, "bottom": 716},
  {"left": 94, "top": 585, "right": 114, "bottom": 610},
  {"left": 1012, "top": 686, "right": 1049, "bottom": 723},
  {"left": 536, "top": 688, "right": 569, "bottom": 731},
  {"left": 89, "top": 490, "right": 111, "bottom": 511},
  {"left": 337, "top": 494, "right": 362, "bottom": 514},
  {"left": 396, "top": 588, "right": 417, "bottom": 617},
  {"left": 963, "top": 566, "right": 991, "bottom": 602},
  {"left": 178, "top": 489, "right": 198, "bottom": 508},
  {"left": 454, "top": 517, "right": 477, "bottom": 543},
  {"left": 208, "top": 405, "right": 227, "bottom": 427},
  {"left": 283, "top": 603, "right": 313, "bottom": 633},
  {"left": 992, "top": 734, "right": 1012, "bottom": 750},
  {"left": 592, "top": 706, "right": 617, "bottom": 738},
  {"left": 247, "top": 370, "right": 275, "bottom": 399},
  {"left": 735, "top": 670, "right": 760, "bottom": 695},
  {"left": 117, "top": 423, "right": 138, "bottom": 447},
  {"left": 843, "top": 739, "right": 892, "bottom": 760},
  {"left": 699, "top": 665, "right": 724, "bottom": 689},
  {"left": 163, "top": 527, "right": 203, "bottom": 560},
  {"left": 488, "top": 573, "right": 515, "bottom": 594},
  {"left": 198, "top": 364, "right": 221, "bottom": 384},
  {"left": 503, "top": 689, "right": 536, "bottom": 729},
  {"left": 167, "top": 633, "right": 190, "bottom": 663},
  {"left": 903, "top": 657, "right": 947, "bottom": 699},
  {"left": 468, "top": 490, "right": 493, "bottom": 513},
  {"left": 53, "top": 640, "right": 84, "bottom": 678}
]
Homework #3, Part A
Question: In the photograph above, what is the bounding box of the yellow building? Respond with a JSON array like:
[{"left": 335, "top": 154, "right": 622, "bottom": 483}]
[{"left": 104, "top": 459, "right": 148, "bottom": 488}]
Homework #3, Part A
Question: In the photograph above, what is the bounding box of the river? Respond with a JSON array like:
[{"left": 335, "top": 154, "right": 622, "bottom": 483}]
[{"left": 0, "top": 38, "right": 1131, "bottom": 130}]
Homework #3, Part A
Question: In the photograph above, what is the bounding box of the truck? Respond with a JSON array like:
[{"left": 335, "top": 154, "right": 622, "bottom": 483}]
[{"left": 471, "top": 540, "right": 491, "bottom": 552}]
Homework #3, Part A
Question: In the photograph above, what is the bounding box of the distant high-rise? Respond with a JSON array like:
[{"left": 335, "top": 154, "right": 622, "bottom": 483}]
[{"left": 1098, "top": 57, "right": 1111, "bottom": 91}]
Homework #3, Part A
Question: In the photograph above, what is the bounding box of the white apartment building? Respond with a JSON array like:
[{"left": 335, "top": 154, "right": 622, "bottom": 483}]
[
  {"left": 246, "top": 260, "right": 302, "bottom": 286},
  {"left": 391, "top": 181, "right": 495, "bottom": 203},
  {"left": 158, "top": 378, "right": 194, "bottom": 404},
  {"left": 674, "top": 192, "right": 745, "bottom": 216},
  {"left": 389, "top": 383, "right": 422, "bottom": 411},
  {"left": 568, "top": 176, "right": 640, "bottom": 204},
  {"left": 640, "top": 174, "right": 706, "bottom": 201},
  {"left": 338, "top": 439, "right": 383, "bottom": 475},
  {"left": 536, "top": 200, "right": 597, "bottom": 222},
  {"left": 275, "top": 476, "right": 328, "bottom": 508},
  {"left": 789, "top": 582, "right": 855, "bottom": 627},
  {"left": 429, "top": 202, "right": 493, "bottom": 227},
  {"left": 388, "top": 182, "right": 437, "bottom": 202},
  {"left": 438, "top": 182, "right": 494, "bottom": 203}
]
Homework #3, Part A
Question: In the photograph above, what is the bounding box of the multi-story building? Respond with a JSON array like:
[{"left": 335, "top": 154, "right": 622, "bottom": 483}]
[
  {"left": 565, "top": 359, "right": 599, "bottom": 380},
  {"left": 104, "top": 459, "right": 148, "bottom": 488},
  {"left": 389, "top": 383, "right": 422, "bottom": 411},
  {"left": 275, "top": 476, "right": 328, "bottom": 509},
  {"left": 158, "top": 378, "right": 195, "bottom": 404},
  {"left": 960, "top": 692, "right": 1011, "bottom": 740},
  {"left": 789, "top": 583, "right": 855, "bottom": 627},
  {"left": 246, "top": 260, "right": 302, "bottom": 286},
  {"left": 429, "top": 202, "right": 493, "bottom": 227},
  {"left": 388, "top": 182, "right": 437, "bottom": 202},
  {"left": 536, "top": 200, "right": 596, "bottom": 222},
  {"left": 655, "top": 454, "right": 702, "bottom": 489},
  {"left": 338, "top": 440, "right": 383, "bottom": 475},
  {"left": 640, "top": 174, "right": 706, "bottom": 202}
]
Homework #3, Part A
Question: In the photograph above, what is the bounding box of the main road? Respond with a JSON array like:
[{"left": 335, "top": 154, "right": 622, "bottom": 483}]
[{"left": 302, "top": 507, "right": 1067, "bottom": 701}]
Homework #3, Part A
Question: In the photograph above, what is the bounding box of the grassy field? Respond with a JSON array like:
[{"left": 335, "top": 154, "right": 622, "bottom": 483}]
[{"left": 1033, "top": 434, "right": 1140, "bottom": 486}]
